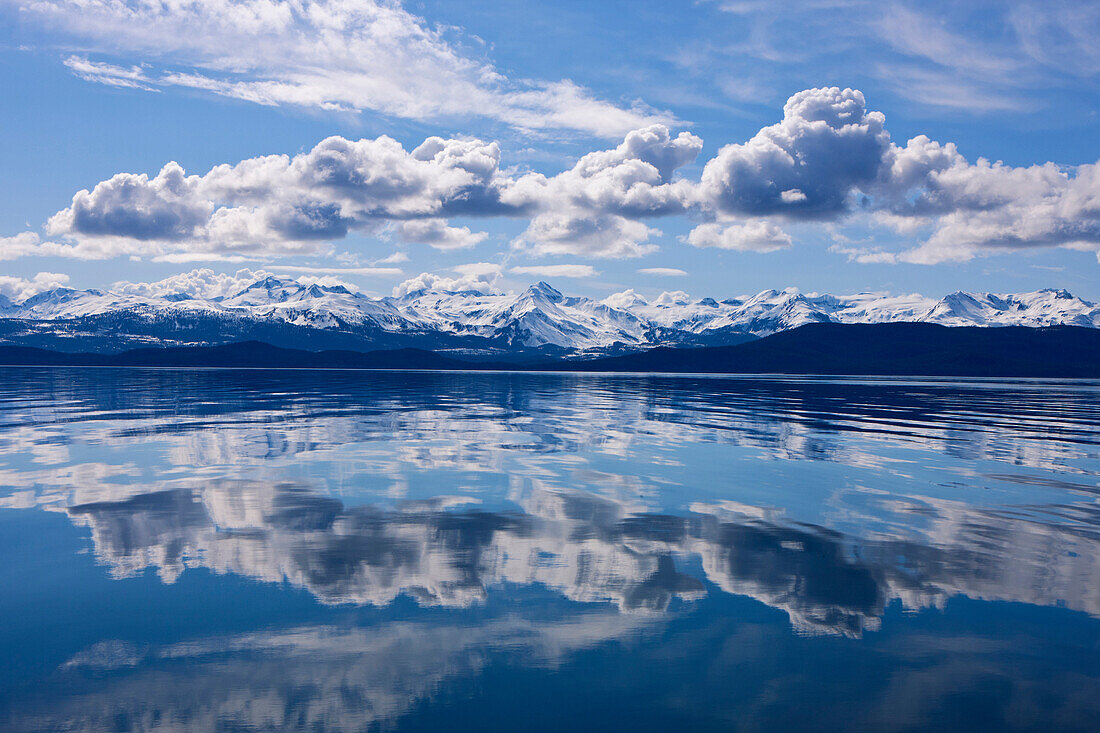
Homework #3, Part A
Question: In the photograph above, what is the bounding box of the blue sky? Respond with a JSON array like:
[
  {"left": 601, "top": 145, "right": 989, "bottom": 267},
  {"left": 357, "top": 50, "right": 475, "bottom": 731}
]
[{"left": 2, "top": 0, "right": 1099, "bottom": 300}]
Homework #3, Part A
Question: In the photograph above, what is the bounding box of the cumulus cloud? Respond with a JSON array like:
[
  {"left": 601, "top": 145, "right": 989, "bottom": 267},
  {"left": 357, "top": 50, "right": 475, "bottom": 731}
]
[
  {"left": 686, "top": 221, "right": 792, "bottom": 252},
  {"left": 512, "top": 213, "right": 660, "bottom": 258},
  {"left": 48, "top": 162, "right": 213, "bottom": 243},
  {"left": 509, "top": 264, "right": 598, "bottom": 278},
  {"left": 113, "top": 268, "right": 273, "bottom": 299},
  {"left": 26, "top": 0, "right": 673, "bottom": 136},
  {"left": 393, "top": 263, "right": 504, "bottom": 297},
  {"left": 0, "top": 272, "right": 71, "bottom": 302},
  {"left": 0, "top": 232, "right": 81, "bottom": 260},
  {"left": 601, "top": 289, "right": 648, "bottom": 309},
  {"left": 699, "top": 88, "right": 890, "bottom": 219},
  {"left": 112, "top": 267, "right": 392, "bottom": 298},
  {"left": 35, "top": 124, "right": 699, "bottom": 260},
  {"left": 688, "top": 86, "right": 1100, "bottom": 263},
  {"left": 395, "top": 220, "right": 488, "bottom": 250},
  {"left": 10, "top": 86, "right": 1100, "bottom": 266},
  {"left": 42, "top": 134, "right": 511, "bottom": 259},
  {"left": 654, "top": 290, "right": 692, "bottom": 305},
  {"left": 877, "top": 140, "right": 1100, "bottom": 263},
  {"left": 506, "top": 125, "right": 701, "bottom": 257},
  {"left": 570, "top": 125, "right": 704, "bottom": 184}
]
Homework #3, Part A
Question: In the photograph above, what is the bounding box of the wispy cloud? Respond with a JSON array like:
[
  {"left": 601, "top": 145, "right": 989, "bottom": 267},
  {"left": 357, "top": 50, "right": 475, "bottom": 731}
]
[
  {"left": 510, "top": 264, "right": 599, "bottom": 278},
  {"left": 26, "top": 0, "right": 675, "bottom": 136},
  {"left": 695, "top": 1, "right": 1098, "bottom": 115},
  {"left": 266, "top": 265, "right": 403, "bottom": 277}
]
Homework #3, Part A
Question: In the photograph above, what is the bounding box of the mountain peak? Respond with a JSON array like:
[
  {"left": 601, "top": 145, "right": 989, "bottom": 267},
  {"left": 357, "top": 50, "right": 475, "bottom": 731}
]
[
  {"left": 3, "top": 280, "right": 1096, "bottom": 353},
  {"left": 525, "top": 282, "right": 563, "bottom": 302},
  {"left": 256, "top": 275, "right": 294, "bottom": 289},
  {"left": 20, "top": 287, "right": 79, "bottom": 307},
  {"left": 225, "top": 275, "right": 302, "bottom": 303}
]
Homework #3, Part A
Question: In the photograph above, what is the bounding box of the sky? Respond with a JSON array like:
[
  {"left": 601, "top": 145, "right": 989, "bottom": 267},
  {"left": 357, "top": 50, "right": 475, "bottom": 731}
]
[{"left": 1, "top": 0, "right": 1099, "bottom": 302}]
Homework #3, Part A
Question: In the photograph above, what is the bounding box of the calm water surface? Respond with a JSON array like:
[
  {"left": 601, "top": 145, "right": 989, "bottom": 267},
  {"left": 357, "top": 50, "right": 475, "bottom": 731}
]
[{"left": 1, "top": 368, "right": 1099, "bottom": 731}]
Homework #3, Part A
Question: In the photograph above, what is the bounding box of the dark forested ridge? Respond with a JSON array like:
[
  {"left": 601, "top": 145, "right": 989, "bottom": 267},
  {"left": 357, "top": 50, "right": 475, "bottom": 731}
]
[
  {"left": 2, "top": 323, "right": 1099, "bottom": 378},
  {"left": 571, "top": 323, "right": 1100, "bottom": 377}
]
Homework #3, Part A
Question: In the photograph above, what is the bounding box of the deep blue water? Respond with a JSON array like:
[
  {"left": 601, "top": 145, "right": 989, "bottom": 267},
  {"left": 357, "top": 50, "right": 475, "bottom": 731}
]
[{"left": 1, "top": 368, "right": 1099, "bottom": 731}]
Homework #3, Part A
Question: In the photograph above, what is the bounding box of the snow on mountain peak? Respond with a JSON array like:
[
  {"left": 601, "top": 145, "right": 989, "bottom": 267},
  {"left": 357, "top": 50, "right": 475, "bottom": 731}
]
[
  {"left": 1, "top": 277, "right": 1097, "bottom": 352},
  {"left": 521, "top": 282, "right": 564, "bottom": 303}
]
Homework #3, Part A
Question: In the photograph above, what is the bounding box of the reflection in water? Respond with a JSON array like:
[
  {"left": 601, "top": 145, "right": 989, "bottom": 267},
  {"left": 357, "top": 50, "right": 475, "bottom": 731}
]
[
  {"left": 1, "top": 369, "right": 1100, "bottom": 730},
  {"left": 35, "top": 615, "right": 658, "bottom": 732},
  {"left": 59, "top": 480, "right": 1100, "bottom": 635}
]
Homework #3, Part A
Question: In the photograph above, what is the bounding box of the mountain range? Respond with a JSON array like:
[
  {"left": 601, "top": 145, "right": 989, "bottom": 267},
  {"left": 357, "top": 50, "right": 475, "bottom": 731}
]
[{"left": 1, "top": 275, "right": 1099, "bottom": 357}]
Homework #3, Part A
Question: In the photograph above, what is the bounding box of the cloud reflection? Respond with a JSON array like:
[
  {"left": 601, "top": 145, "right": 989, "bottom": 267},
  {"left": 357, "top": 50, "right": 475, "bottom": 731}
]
[
  {"left": 3, "top": 370, "right": 1100, "bottom": 731},
  {"left": 61, "top": 480, "right": 1100, "bottom": 636}
]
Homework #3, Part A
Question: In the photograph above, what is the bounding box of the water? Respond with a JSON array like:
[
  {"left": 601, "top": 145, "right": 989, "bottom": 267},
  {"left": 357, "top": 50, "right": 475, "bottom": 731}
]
[{"left": 1, "top": 368, "right": 1099, "bottom": 731}]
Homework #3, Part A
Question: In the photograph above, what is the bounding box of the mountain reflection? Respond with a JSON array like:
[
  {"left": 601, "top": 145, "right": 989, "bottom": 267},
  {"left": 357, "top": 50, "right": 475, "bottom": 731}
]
[{"left": 65, "top": 480, "right": 1100, "bottom": 635}]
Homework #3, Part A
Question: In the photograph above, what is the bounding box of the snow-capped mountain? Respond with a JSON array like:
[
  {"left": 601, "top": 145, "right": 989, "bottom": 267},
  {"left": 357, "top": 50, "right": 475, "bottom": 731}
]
[{"left": 1, "top": 276, "right": 1098, "bottom": 355}]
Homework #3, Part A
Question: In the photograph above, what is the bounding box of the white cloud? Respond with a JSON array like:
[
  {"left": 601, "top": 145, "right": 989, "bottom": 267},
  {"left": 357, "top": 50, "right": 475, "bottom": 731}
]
[
  {"left": 601, "top": 289, "right": 648, "bottom": 309},
  {"left": 266, "top": 265, "right": 403, "bottom": 277},
  {"left": 393, "top": 263, "right": 503, "bottom": 297},
  {"left": 10, "top": 86, "right": 1100, "bottom": 267},
  {"left": 111, "top": 266, "right": 395, "bottom": 299},
  {"left": 47, "top": 162, "right": 213, "bottom": 244},
  {"left": 704, "top": 1, "right": 1096, "bottom": 115},
  {"left": 26, "top": 0, "right": 674, "bottom": 136},
  {"left": 374, "top": 251, "right": 409, "bottom": 264},
  {"left": 654, "top": 290, "right": 692, "bottom": 305},
  {"left": 512, "top": 212, "right": 660, "bottom": 258},
  {"left": 452, "top": 262, "right": 503, "bottom": 279},
  {"left": 112, "top": 268, "right": 271, "bottom": 299},
  {"left": 637, "top": 267, "right": 688, "bottom": 276},
  {"left": 505, "top": 125, "right": 701, "bottom": 258},
  {"left": 1010, "top": 2, "right": 1100, "bottom": 77},
  {"left": 828, "top": 244, "right": 898, "bottom": 265},
  {"left": 871, "top": 63, "right": 1028, "bottom": 114},
  {"left": 396, "top": 220, "right": 488, "bottom": 250},
  {"left": 63, "top": 56, "right": 159, "bottom": 91},
  {"left": 509, "top": 264, "right": 598, "bottom": 278},
  {"left": 686, "top": 221, "right": 792, "bottom": 252},
  {"left": 36, "top": 125, "right": 698, "bottom": 261},
  {"left": 699, "top": 87, "right": 891, "bottom": 219},
  {"left": 43, "top": 134, "right": 511, "bottom": 259},
  {"left": 0, "top": 232, "right": 81, "bottom": 260},
  {"left": 151, "top": 252, "right": 256, "bottom": 264},
  {"left": 877, "top": 138, "right": 1100, "bottom": 263},
  {"left": 875, "top": 5, "right": 1019, "bottom": 79},
  {"left": 0, "top": 271, "right": 71, "bottom": 302}
]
